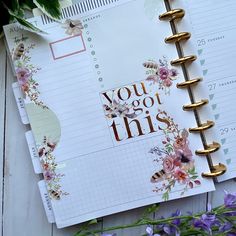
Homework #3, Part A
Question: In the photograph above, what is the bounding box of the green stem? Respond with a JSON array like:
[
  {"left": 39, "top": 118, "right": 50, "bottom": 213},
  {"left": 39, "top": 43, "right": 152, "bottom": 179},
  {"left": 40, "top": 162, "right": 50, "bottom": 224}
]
[
  {"left": 74, "top": 215, "right": 196, "bottom": 236},
  {"left": 74, "top": 205, "right": 235, "bottom": 236}
]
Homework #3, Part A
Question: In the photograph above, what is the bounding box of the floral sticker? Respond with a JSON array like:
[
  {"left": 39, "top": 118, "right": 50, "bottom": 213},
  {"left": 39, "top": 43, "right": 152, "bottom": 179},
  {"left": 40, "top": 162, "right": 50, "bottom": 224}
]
[
  {"left": 143, "top": 57, "right": 178, "bottom": 95},
  {"left": 12, "top": 43, "right": 48, "bottom": 109},
  {"left": 38, "top": 136, "right": 68, "bottom": 200},
  {"left": 12, "top": 37, "right": 66, "bottom": 200},
  {"left": 103, "top": 98, "right": 138, "bottom": 119},
  {"left": 149, "top": 110, "right": 201, "bottom": 201},
  {"left": 62, "top": 19, "right": 84, "bottom": 36}
]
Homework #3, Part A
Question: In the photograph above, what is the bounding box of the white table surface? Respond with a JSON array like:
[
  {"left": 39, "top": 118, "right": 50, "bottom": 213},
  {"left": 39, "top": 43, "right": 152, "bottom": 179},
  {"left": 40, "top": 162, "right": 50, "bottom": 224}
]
[{"left": 0, "top": 20, "right": 236, "bottom": 236}]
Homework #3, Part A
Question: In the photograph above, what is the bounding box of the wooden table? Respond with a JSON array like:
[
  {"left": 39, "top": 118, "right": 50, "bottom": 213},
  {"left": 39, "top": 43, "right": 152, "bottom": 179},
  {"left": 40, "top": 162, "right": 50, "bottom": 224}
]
[{"left": 0, "top": 37, "right": 236, "bottom": 236}]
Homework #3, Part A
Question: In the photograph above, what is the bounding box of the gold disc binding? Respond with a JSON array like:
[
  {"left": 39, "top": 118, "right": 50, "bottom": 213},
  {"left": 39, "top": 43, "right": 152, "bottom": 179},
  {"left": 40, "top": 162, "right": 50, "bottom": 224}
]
[
  {"left": 159, "top": 9, "right": 185, "bottom": 21},
  {"left": 165, "top": 32, "right": 191, "bottom": 43},
  {"left": 189, "top": 120, "right": 214, "bottom": 133},
  {"left": 171, "top": 55, "right": 197, "bottom": 66},
  {"left": 195, "top": 142, "right": 221, "bottom": 156},
  {"left": 177, "top": 78, "right": 202, "bottom": 88},
  {"left": 183, "top": 99, "right": 209, "bottom": 111},
  {"left": 202, "top": 163, "right": 227, "bottom": 177}
]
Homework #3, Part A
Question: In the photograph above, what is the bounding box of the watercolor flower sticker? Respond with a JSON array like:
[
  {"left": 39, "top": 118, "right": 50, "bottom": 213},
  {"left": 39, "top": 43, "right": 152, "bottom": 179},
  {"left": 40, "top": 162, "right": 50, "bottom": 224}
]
[
  {"left": 12, "top": 37, "right": 67, "bottom": 199},
  {"left": 62, "top": 19, "right": 84, "bottom": 36},
  {"left": 38, "top": 136, "right": 68, "bottom": 200},
  {"left": 16, "top": 67, "right": 31, "bottom": 86},
  {"left": 12, "top": 42, "right": 47, "bottom": 109},
  {"left": 149, "top": 110, "right": 201, "bottom": 200},
  {"left": 103, "top": 99, "right": 138, "bottom": 119},
  {"left": 143, "top": 57, "right": 178, "bottom": 95}
]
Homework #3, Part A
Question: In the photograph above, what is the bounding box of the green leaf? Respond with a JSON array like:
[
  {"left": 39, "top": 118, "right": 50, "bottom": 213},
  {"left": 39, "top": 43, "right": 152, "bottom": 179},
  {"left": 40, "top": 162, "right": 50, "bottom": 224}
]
[
  {"left": 146, "top": 204, "right": 160, "bottom": 214},
  {"left": 19, "top": 0, "right": 37, "bottom": 11},
  {"left": 188, "top": 167, "right": 196, "bottom": 175},
  {"left": 7, "top": 7, "right": 46, "bottom": 34},
  {"left": 88, "top": 219, "right": 98, "bottom": 225},
  {"left": 3, "top": 0, "right": 20, "bottom": 11},
  {"left": 162, "top": 191, "right": 169, "bottom": 201},
  {"left": 33, "top": 0, "right": 61, "bottom": 20}
]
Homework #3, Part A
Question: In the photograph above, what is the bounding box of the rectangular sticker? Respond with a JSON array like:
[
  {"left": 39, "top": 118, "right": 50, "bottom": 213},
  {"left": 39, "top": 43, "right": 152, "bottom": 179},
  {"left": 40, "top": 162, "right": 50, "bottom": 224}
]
[{"left": 49, "top": 34, "right": 86, "bottom": 60}]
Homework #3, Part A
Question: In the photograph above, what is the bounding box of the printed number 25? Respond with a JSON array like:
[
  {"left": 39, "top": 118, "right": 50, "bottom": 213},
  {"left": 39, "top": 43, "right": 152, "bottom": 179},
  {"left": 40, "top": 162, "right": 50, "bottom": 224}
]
[{"left": 197, "top": 39, "right": 206, "bottom": 47}]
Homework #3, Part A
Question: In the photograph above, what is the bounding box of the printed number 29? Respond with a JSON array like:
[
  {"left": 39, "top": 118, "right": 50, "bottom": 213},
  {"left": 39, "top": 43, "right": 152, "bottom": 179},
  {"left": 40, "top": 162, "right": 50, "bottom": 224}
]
[{"left": 220, "top": 128, "right": 229, "bottom": 135}]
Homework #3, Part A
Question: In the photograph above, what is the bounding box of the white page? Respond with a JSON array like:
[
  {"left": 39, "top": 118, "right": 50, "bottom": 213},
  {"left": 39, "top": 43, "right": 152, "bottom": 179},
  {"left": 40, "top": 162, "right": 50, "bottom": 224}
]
[
  {"left": 4, "top": 0, "right": 214, "bottom": 228},
  {"left": 172, "top": 0, "right": 236, "bottom": 181}
]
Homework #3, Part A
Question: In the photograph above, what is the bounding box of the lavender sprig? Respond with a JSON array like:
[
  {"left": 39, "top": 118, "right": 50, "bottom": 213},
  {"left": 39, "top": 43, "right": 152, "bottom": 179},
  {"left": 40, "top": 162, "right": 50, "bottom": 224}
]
[{"left": 74, "top": 191, "right": 236, "bottom": 236}]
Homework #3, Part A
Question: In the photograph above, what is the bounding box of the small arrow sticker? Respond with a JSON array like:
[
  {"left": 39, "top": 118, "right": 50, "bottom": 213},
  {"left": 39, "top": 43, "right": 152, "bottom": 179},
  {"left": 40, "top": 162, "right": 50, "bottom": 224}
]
[
  {"left": 226, "top": 159, "right": 231, "bottom": 165},
  {"left": 200, "top": 59, "right": 205, "bottom": 66},
  {"left": 198, "top": 49, "right": 203, "bottom": 55},
  {"left": 209, "top": 94, "right": 215, "bottom": 100},
  {"left": 203, "top": 69, "right": 208, "bottom": 75},
  {"left": 224, "top": 148, "right": 229, "bottom": 155},
  {"left": 211, "top": 104, "right": 217, "bottom": 110},
  {"left": 214, "top": 114, "right": 220, "bottom": 120},
  {"left": 221, "top": 138, "right": 226, "bottom": 145}
]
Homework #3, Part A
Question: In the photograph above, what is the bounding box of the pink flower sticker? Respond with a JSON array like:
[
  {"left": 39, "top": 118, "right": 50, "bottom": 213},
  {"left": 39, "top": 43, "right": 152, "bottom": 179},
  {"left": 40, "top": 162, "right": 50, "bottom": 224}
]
[
  {"left": 149, "top": 110, "right": 201, "bottom": 200},
  {"left": 16, "top": 67, "right": 31, "bottom": 85}
]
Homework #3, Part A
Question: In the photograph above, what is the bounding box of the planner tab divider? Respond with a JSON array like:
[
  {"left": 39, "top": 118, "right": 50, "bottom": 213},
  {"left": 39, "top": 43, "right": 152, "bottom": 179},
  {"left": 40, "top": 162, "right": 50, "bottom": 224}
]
[
  {"left": 38, "top": 180, "right": 55, "bottom": 223},
  {"left": 25, "top": 131, "right": 42, "bottom": 174},
  {"left": 12, "top": 82, "right": 30, "bottom": 124},
  {"left": 159, "top": 0, "right": 227, "bottom": 178}
]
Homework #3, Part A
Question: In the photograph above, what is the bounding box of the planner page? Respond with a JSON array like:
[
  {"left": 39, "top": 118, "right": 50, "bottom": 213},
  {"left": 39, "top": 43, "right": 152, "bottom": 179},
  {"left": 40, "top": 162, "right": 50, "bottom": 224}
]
[
  {"left": 172, "top": 0, "right": 236, "bottom": 181},
  {"left": 4, "top": 0, "right": 214, "bottom": 228}
]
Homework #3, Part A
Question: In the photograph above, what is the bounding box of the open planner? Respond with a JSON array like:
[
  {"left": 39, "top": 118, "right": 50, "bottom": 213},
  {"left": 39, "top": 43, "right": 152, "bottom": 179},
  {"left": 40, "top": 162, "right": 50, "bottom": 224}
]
[{"left": 3, "top": 0, "right": 236, "bottom": 228}]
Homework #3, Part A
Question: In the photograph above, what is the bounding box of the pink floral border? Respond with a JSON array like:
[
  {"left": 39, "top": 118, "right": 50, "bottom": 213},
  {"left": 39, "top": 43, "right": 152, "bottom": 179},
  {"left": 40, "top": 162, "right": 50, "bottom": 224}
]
[
  {"left": 149, "top": 110, "right": 201, "bottom": 200},
  {"left": 12, "top": 39, "right": 67, "bottom": 200}
]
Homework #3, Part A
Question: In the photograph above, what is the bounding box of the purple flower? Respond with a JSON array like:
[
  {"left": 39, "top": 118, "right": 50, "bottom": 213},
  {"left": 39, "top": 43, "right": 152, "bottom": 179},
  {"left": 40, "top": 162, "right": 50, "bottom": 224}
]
[
  {"left": 146, "top": 226, "right": 160, "bottom": 236},
  {"left": 224, "top": 210, "right": 236, "bottom": 217},
  {"left": 224, "top": 191, "right": 236, "bottom": 208},
  {"left": 163, "top": 225, "right": 180, "bottom": 236},
  {"left": 44, "top": 171, "right": 54, "bottom": 181},
  {"left": 169, "top": 69, "right": 178, "bottom": 77},
  {"left": 171, "top": 210, "right": 181, "bottom": 226},
  {"left": 194, "top": 219, "right": 210, "bottom": 233},
  {"left": 202, "top": 213, "right": 220, "bottom": 228},
  {"left": 193, "top": 213, "right": 220, "bottom": 235},
  {"left": 155, "top": 220, "right": 180, "bottom": 236},
  {"left": 159, "top": 67, "right": 169, "bottom": 80},
  {"left": 16, "top": 67, "right": 31, "bottom": 85},
  {"left": 219, "top": 222, "right": 232, "bottom": 232}
]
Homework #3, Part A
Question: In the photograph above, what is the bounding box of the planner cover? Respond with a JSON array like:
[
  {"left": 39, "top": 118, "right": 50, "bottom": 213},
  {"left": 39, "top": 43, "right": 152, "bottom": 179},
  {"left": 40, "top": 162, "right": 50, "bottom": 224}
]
[{"left": 4, "top": 0, "right": 214, "bottom": 228}]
